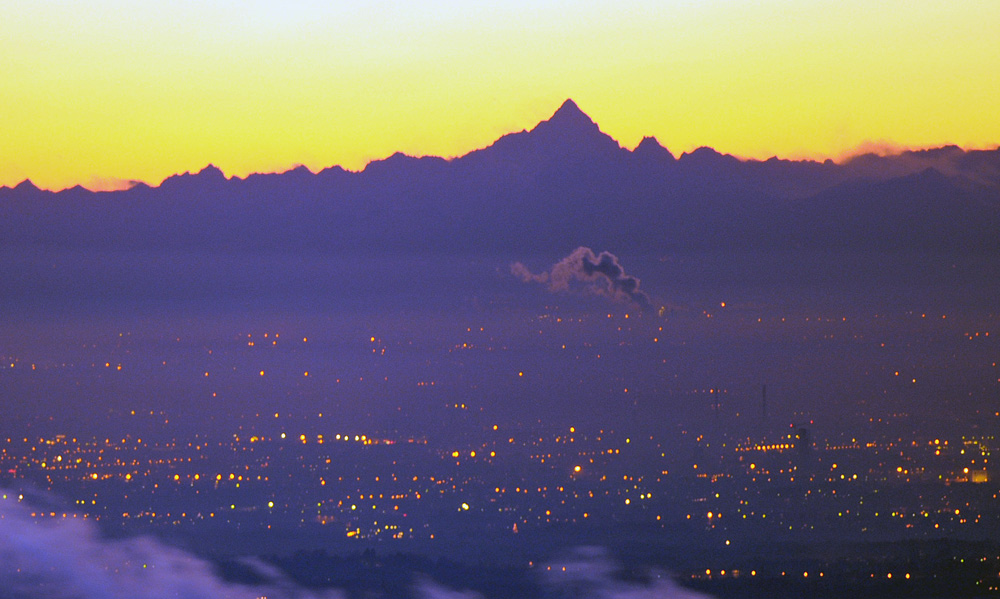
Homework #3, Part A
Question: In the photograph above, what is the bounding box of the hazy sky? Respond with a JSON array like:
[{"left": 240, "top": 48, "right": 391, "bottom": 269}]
[{"left": 3, "top": 0, "right": 999, "bottom": 190}]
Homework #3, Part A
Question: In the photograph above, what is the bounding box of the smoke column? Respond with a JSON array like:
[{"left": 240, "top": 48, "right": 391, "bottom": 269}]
[{"left": 511, "top": 247, "right": 652, "bottom": 309}]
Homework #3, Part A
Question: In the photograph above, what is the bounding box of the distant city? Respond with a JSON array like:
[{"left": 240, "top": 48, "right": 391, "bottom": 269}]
[
  {"left": 4, "top": 399, "right": 1000, "bottom": 596},
  {"left": 2, "top": 297, "right": 998, "bottom": 597},
  {"left": 2, "top": 100, "right": 999, "bottom": 598}
]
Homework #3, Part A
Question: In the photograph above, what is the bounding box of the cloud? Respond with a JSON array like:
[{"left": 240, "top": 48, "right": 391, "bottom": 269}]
[
  {"left": 419, "top": 547, "right": 714, "bottom": 599},
  {"left": 417, "top": 578, "right": 486, "bottom": 599},
  {"left": 0, "top": 492, "right": 712, "bottom": 599},
  {"left": 835, "top": 141, "right": 1000, "bottom": 186},
  {"left": 83, "top": 176, "right": 143, "bottom": 192},
  {"left": 0, "top": 490, "right": 345, "bottom": 599},
  {"left": 837, "top": 139, "right": 911, "bottom": 160},
  {"left": 541, "top": 547, "right": 713, "bottom": 599},
  {"left": 511, "top": 247, "right": 652, "bottom": 309}
]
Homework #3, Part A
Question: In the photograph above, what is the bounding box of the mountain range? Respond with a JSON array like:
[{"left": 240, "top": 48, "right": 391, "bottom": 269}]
[{"left": 3, "top": 99, "right": 999, "bottom": 254}]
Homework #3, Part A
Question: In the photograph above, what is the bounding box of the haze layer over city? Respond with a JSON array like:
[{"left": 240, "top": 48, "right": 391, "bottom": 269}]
[{"left": 3, "top": 2, "right": 1000, "bottom": 597}]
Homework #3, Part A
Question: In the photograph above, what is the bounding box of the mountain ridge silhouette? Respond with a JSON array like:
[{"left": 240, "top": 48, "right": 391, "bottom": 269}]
[{"left": 2, "top": 99, "right": 999, "bottom": 254}]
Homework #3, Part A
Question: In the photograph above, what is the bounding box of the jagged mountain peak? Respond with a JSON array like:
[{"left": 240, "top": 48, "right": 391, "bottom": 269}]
[
  {"left": 550, "top": 98, "right": 588, "bottom": 121},
  {"left": 532, "top": 98, "right": 600, "bottom": 135},
  {"left": 13, "top": 179, "right": 40, "bottom": 192},
  {"left": 633, "top": 136, "right": 675, "bottom": 161},
  {"left": 158, "top": 164, "right": 228, "bottom": 189},
  {"left": 467, "top": 98, "right": 623, "bottom": 161},
  {"left": 196, "top": 164, "right": 227, "bottom": 179}
]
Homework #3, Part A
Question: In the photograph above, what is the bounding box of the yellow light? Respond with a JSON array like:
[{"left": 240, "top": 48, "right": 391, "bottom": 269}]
[
  {"left": 574, "top": 465, "right": 581, "bottom": 472},
  {"left": 267, "top": 501, "right": 274, "bottom": 508},
  {"left": 461, "top": 502, "right": 470, "bottom": 511}
]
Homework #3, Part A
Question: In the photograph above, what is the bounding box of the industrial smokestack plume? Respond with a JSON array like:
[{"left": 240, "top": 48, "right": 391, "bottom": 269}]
[{"left": 511, "top": 246, "right": 652, "bottom": 309}]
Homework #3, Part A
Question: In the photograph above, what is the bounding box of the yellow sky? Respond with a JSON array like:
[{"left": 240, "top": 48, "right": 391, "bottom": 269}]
[{"left": 2, "top": 0, "right": 998, "bottom": 190}]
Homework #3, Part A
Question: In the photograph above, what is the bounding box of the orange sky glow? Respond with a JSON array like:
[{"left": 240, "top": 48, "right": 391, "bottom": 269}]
[{"left": 2, "top": 1, "right": 998, "bottom": 191}]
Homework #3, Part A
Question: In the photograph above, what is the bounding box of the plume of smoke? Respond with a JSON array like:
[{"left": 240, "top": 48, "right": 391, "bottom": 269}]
[
  {"left": 0, "top": 490, "right": 345, "bottom": 599},
  {"left": 510, "top": 261, "right": 548, "bottom": 284},
  {"left": 511, "top": 247, "right": 652, "bottom": 309}
]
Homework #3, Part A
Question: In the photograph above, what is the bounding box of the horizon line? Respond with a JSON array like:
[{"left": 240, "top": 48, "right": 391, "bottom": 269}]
[{"left": 6, "top": 99, "right": 1000, "bottom": 193}]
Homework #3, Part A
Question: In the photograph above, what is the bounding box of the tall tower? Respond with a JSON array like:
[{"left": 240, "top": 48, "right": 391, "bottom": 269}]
[
  {"left": 795, "top": 427, "right": 811, "bottom": 455},
  {"left": 761, "top": 383, "right": 767, "bottom": 422}
]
